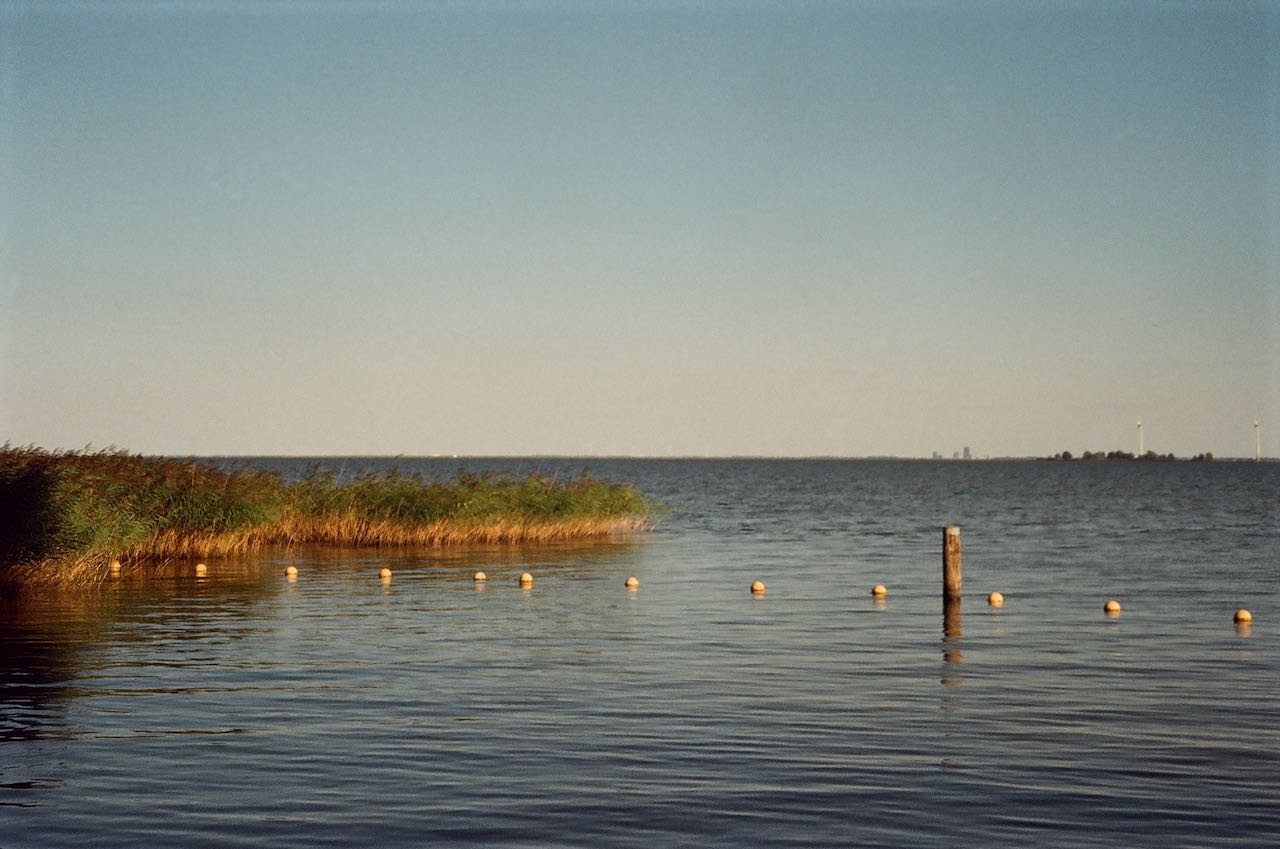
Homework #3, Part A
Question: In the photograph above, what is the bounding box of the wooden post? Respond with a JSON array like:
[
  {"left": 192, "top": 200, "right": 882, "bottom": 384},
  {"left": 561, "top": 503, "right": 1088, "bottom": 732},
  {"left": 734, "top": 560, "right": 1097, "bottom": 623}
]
[{"left": 943, "top": 525, "right": 962, "bottom": 600}]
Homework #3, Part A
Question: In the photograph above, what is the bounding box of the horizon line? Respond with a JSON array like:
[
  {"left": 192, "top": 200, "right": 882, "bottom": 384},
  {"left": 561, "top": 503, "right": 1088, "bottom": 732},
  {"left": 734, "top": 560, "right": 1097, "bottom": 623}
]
[{"left": 153, "top": 452, "right": 1276, "bottom": 463}]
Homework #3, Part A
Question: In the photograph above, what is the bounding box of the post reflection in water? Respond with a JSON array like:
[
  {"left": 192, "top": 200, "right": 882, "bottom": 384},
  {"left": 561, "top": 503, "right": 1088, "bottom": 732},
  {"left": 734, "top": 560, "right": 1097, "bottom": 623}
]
[{"left": 940, "top": 596, "right": 964, "bottom": 689}]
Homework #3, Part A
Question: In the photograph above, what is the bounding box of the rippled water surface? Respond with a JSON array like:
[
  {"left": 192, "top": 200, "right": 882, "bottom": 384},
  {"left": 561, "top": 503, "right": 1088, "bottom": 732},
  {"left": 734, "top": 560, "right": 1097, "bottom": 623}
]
[{"left": 3, "top": 459, "right": 1278, "bottom": 847}]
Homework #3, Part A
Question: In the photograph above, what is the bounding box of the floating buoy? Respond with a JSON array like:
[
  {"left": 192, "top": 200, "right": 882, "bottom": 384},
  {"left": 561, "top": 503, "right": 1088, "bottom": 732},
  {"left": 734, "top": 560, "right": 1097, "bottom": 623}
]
[
  {"left": 624, "top": 576, "right": 639, "bottom": 589},
  {"left": 1104, "top": 599, "right": 1121, "bottom": 615},
  {"left": 109, "top": 560, "right": 122, "bottom": 575},
  {"left": 750, "top": 580, "right": 765, "bottom": 595},
  {"left": 379, "top": 567, "right": 392, "bottom": 579},
  {"left": 1234, "top": 609, "right": 1253, "bottom": 624},
  {"left": 518, "top": 572, "right": 533, "bottom": 587},
  {"left": 194, "top": 563, "right": 207, "bottom": 577},
  {"left": 473, "top": 571, "right": 487, "bottom": 582},
  {"left": 987, "top": 591, "right": 1004, "bottom": 607},
  {"left": 870, "top": 584, "right": 887, "bottom": 597},
  {"left": 284, "top": 565, "right": 298, "bottom": 577}
]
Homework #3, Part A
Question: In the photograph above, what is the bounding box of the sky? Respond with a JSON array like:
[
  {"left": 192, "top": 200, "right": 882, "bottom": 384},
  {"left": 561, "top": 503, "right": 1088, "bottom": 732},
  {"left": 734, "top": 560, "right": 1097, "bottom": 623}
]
[{"left": 2, "top": 1, "right": 1277, "bottom": 458}]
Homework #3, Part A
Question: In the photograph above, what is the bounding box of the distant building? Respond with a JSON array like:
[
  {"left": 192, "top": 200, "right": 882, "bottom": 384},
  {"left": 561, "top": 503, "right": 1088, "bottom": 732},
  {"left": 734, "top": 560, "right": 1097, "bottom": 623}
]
[{"left": 963, "top": 446, "right": 971, "bottom": 460}]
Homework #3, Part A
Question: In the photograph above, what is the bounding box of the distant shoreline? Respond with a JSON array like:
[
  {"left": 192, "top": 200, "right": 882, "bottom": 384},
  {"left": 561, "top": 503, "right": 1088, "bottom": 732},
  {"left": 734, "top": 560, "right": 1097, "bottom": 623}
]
[{"left": 172, "top": 453, "right": 1275, "bottom": 463}]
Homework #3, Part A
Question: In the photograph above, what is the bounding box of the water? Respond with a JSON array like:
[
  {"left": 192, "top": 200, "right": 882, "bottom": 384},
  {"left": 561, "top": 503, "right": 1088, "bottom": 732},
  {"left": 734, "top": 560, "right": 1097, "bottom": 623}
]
[{"left": 3, "top": 459, "right": 1278, "bottom": 847}]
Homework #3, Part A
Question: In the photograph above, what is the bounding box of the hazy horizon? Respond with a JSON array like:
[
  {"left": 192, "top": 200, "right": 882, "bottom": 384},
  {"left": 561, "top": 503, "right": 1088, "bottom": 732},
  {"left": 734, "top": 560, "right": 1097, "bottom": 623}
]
[
  {"left": 12, "top": 447, "right": 1273, "bottom": 463},
  {"left": 3, "top": 2, "right": 1277, "bottom": 459}
]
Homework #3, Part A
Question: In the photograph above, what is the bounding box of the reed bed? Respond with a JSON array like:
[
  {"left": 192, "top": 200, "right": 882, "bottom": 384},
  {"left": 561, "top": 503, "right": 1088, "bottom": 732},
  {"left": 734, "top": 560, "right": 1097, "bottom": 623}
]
[{"left": 1, "top": 446, "right": 654, "bottom": 588}]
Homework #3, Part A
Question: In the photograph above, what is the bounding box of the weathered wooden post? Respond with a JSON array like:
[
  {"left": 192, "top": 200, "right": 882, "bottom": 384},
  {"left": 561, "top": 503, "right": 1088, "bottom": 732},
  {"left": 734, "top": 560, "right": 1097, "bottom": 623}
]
[
  {"left": 942, "top": 526, "right": 963, "bottom": 673},
  {"left": 943, "top": 525, "right": 962, "bottom": 600}
]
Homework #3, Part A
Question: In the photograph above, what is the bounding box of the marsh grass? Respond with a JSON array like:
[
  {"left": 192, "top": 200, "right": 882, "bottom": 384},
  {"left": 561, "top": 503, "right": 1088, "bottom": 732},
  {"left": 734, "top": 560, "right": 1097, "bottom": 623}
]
[{"left": 1, "top": 447, "right": 653, "bottom": 587}]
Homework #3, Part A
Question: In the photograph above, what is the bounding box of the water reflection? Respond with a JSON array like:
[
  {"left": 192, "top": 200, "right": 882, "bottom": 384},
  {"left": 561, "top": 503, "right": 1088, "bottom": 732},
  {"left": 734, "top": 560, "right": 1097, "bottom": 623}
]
[
  {"left": 940, "top": 596, "right": 964, "bottom": 688},
  {"left": 1, "top": 540, "right": 643, "bottom": 744},
  {"left": 270, "top": 538, "right": 644, "bottom": 575},
  {"left": 943, "top": 597, "right": 963, "bottom": 643},
  {"left": 0, "top": 571, "right": 291, "bottom": 743},
  {"left": 0, "top": 596, "right": 81, "bottom": 741}
]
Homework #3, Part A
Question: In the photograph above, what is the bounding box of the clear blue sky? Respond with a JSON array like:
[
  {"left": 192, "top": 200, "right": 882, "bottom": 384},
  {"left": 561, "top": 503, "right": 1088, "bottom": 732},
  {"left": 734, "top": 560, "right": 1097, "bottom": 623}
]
[{"left": 2, "top": 1, "right": 1277, "bottom": 457}]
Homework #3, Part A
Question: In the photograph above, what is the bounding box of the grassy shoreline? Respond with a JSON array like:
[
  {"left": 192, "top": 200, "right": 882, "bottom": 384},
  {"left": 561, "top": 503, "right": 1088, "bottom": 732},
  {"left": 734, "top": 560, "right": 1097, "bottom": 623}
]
[{"left": 1, "top": 447, "right": 653, "bottom": 587}]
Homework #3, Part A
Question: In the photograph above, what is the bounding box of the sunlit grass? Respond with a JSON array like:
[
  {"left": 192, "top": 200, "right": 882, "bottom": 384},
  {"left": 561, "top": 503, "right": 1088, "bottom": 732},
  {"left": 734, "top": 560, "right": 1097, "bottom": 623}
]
[{"left": 0, "top": 446, "right": 653, "bottom": 587}]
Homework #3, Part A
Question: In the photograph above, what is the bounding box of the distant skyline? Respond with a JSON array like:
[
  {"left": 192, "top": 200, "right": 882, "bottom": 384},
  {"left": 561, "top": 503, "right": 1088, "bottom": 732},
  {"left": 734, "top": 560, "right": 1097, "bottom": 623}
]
[{"left": 3, "top": 1, "right": 1277, "bottom": 458}]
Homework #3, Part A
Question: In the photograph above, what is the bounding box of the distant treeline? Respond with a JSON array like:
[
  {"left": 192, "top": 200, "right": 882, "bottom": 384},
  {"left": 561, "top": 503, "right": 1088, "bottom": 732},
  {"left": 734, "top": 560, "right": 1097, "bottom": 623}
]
[
  {"left": 1047, "top": 450, "right": 1215, "bottom": 462},
  {"left": 0, "top": 446, "right": 654, "bottom": 587}
]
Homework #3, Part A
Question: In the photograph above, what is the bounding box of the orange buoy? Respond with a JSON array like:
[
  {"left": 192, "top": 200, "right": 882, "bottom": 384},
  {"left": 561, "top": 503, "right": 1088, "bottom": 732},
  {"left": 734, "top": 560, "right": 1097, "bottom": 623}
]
[
  {"left": 1234, "top": 609, "right": 1253, "bottom": 624},
  {"left": 284, "top": 565, "right": 298, "bottom": 577},
  {"left": 1104, "top": 599, "right": 1121, "bottom": 615},
  {"left": 987, "top": 591, "right": 1004, "bottom": 607},
  {"left": 194, "top": 563, "right": 208, "bottom": 577},
  {"left": 109, "top": 560, "right": 122, "bottom": 575},
  {"left": 750, "top": 580, "right": 765, "bottom": 595},
  {"left": 518, "top": 572, "right": 534, "bottom": 587},
  {"left": 473, "top": 571, "right": 487, "bottom": 582},
  {"left": 379, "top": 567, "right": 392, "bottom": 579},
  {"left": 870, "top": 584, "right": 887, "bottom": 597},
  {"left": 624, "top": 576, "right": 639, "bottom": 589}
]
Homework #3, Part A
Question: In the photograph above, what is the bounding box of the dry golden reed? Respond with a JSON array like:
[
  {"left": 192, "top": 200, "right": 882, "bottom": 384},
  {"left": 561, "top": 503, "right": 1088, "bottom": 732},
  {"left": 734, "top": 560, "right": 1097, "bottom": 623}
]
[{"left": 1, "top": 446, "right": 653, "bottom": 588}]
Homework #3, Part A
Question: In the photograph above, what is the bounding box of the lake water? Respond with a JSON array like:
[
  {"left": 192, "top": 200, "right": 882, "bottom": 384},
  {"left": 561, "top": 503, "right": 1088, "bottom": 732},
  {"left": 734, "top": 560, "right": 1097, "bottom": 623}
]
[{"left": 3, "top": 459, "right": 1278, "bottom": 847}]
